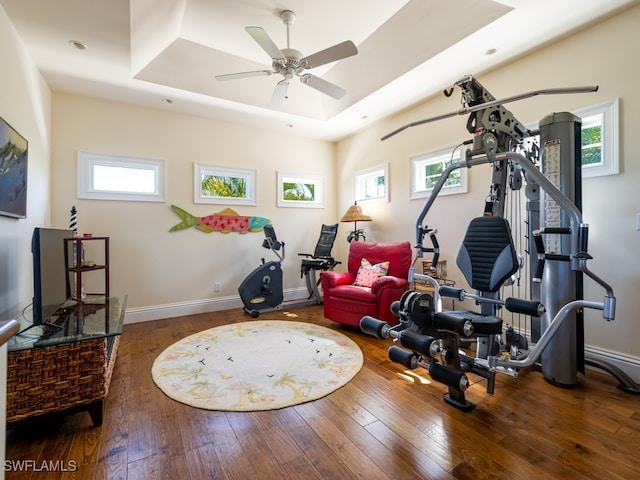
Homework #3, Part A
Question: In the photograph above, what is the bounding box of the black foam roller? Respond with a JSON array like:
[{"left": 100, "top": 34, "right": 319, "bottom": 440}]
[
  {"left": 504, "top": 297, "right": 544, "bottom": 317},
  {"left": 388, "top": 346, "right": 417, "bottom": 369},
  {"left": 399, "top": 331, "right": 436, "bottom": 358},
  {"left": 579, "top": 224, "right": 589, "bottom": 253},
  {"left": 360, "top": 316, "right": 388, "bottom": 339},
  {"left": 428, "top": 363, "right": 467, "bottom": 390},
  {"left": 433, "top": 313, "right": 473, "bottom": 336},
  {"left": 439, "top": 286, "right": 464, "bottom": 300},
  {"left": 390, "top": 300, "right": 401, "bottom": 317}
]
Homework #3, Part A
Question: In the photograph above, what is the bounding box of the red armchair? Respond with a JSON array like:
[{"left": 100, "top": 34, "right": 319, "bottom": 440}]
[{"left": 320, "top": 241, "right": 412, "bottom": 327}]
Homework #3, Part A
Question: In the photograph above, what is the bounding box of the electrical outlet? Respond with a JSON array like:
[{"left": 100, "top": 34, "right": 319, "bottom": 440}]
[{"left": 214, "top": 282, "right": 221, "bottom": 292}]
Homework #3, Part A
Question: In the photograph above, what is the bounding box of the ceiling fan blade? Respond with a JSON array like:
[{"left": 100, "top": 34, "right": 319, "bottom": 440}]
[
  {"left": 245, "top": 26, "right": 286, "bottom": 61},
  {"left": 302, "top": 40, "right": 358, "bottom": 69},
  {"left": 300, "top": 74, "right": 346, "bottom": 99},
  {"left": 215, "top": 70, "right": 273, "bottom": 81},
  {"left": 268, "top": 80, "right": 289, "bottom": 109}
]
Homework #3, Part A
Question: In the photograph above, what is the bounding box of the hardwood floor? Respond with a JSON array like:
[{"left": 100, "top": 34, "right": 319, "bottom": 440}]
[{"left": 6, "top": 305, "right": 640, "bottom": 479}]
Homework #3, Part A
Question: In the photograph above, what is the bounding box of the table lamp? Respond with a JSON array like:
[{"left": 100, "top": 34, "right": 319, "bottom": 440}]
[{"left": 340, "top": 202, "right": 372, "bottom": 242}]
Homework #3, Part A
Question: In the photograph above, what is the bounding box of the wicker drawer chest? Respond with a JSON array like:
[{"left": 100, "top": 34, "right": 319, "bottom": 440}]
[{"left": 7, "top": 295, "right": 126, "bottom": 426}]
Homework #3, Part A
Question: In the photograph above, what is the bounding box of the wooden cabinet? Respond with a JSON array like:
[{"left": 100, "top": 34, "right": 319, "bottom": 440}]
[{"left": 65, "top": 236, "right": 109, "bottom": 300}]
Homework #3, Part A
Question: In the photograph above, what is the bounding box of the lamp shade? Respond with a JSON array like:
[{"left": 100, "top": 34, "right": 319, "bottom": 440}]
[{"left": 340, "top": 202, "right": 372, "bottom": 223}]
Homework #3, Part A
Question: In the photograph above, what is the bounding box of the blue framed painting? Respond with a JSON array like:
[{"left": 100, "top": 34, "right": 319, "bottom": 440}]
[{"left": 0, "top": 116, "right": 28, "bottom": 219}]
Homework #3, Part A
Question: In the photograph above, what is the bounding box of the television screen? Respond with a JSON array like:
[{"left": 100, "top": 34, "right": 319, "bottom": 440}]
[{"left": 32, "top": 227, "right": 73, "bottom": 325}]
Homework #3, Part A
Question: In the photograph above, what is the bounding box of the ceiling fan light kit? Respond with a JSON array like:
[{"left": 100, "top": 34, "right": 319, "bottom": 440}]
[{"left": 215, "top": 9, "right": 358, "bottom": 108}]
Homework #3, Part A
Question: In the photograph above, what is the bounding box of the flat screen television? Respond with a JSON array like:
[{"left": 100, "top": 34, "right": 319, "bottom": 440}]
[{"left": 31, "top": 227, "right": 73, "bottom": 326}]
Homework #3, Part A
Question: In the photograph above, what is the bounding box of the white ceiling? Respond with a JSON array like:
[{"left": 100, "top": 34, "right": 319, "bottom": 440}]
[{"left": 1, "top": 0, "right": 636, "bottom": 140}]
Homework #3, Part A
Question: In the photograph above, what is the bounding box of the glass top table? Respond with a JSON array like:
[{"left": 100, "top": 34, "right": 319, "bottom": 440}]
[{"left": 8, "top": 294, "right": 127, "bottom": 352}]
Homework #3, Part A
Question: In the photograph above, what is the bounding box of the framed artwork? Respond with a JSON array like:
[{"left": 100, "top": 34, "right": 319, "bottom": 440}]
[
  {"left": 194, "top": 163, "right": 257, "bottom": 206},
  {"left": 277, "top": 172, "right": 324, "bottom": 208},
  {"left": 354, "top": 164, "right": 388, "bottom": 202},
  {"left": 410, "top": 145, "right": 467, "bottom": 199},
  {"left": 0, "top": 116, "right": 28, "bottom": 218}
]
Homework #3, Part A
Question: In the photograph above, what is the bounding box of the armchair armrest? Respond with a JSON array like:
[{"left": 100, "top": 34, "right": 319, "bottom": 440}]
[
  {"left": 320, "top": 270, "right": 355, "bottom": 288},
  {"left": 371, "top": 276, "right": 409, "bottom": 294}
]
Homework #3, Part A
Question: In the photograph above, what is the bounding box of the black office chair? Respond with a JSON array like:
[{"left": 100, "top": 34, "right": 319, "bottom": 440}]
[{"left": 298, "top": 224, "right": 341, "bottom": 303}]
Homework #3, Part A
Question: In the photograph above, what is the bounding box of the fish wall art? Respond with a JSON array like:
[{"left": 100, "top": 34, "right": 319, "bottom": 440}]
[{"left": 169, "top": 205, "right": 271, "bottom": 234}]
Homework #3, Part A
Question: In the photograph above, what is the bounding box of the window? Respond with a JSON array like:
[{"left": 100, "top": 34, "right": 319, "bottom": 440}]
[
  {"left": 410, "top": 146, "right": 467, "bottom": 199},
  {"left": 355, "top": 164, "right": 388, "bottom": 202},
  {"left": 581, "top": 114, "right": 602, "bottom": 166},
  {"left": 574, "top": 99, "right": 619, "bottom": 177},
  {"left": 522, "top": 99, "right": 618, "bottom": 178},
  {"left": 78, "top": 151, "right": 165, "bottom": 202}
]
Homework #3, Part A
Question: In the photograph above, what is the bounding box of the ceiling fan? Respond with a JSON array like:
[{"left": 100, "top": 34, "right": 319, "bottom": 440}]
[{"left": 215, "top": 10, "right": 358, "bottom": 109}]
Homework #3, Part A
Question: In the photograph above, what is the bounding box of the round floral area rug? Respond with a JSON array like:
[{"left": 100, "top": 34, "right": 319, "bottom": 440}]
[{"left": 151, "top": 320, "right": 364, "bottom": 411}]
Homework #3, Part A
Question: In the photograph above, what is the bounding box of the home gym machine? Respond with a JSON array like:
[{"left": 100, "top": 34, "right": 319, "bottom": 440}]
[
  {"left": 360, "top": 75, "right": 639, "bottom": 410},
  {"left": 238, "top": 224, "right": 339, "bottom": 317}
]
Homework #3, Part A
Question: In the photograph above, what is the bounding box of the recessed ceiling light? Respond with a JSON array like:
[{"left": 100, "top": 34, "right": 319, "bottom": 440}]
[
  {"left": 162, "top": 98, "right": 174, "bottom": 104},
  {"left": 361, "top": 115, "right": 368, "bottom": 120},
  {"left": 486, "top": 48, "right": 497, "bottom": 56},
  {"left": 69, "top": 40, "right": 87, "bottom": 50}
]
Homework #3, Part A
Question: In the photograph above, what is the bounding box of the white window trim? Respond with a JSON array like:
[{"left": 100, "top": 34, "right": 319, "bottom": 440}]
[
  {"left": 277, "top": 172, "right": 325, "bottom": 209},
  {"left": 573, "top": 98, "right": 619, "bottom": 178},
  {"left": 194, "top": 163, "right": 257, "bottom": 206},
  {"left": 522, "top": 98, "right": 619, "bottom": 178},
  {"left": 410, "top": 145, "right": 468, "bottom": 199},
  {"left": 354, "top": 163, "right": 389, "bottom": 203},
  {"left": 78, "top": 151, "right": 166, "bottom": 202}
]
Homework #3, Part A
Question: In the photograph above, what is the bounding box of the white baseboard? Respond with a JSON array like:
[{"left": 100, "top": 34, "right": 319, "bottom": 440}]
[
  {"left": 123, "top": 287, "right": 310, "bottom": 324},
  {"left": 124, "top": 289, "right": 640, "bottom": 385},
  {"left": 584, "top": 345, "right": 640, "bottom": 385},
  {"left": 123, "top": 295, "right": 242, "bottom": 324}
]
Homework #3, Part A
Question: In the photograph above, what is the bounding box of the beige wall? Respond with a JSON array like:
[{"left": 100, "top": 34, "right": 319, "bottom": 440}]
[
  {"left": 50, "top": 94, "right": 337, "bottom": 314},
  {"left": 336, "top": 5, "right": 640, "bottom": 364},
  {"left": 0, "top": 4, "right": 51, "bottom": 476},
  {"left": 0, "top": 6, "right": 50, "bottom": 320}
]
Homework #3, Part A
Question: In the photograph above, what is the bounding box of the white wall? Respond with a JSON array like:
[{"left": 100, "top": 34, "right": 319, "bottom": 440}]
[
  {"left": 50, "top": 94, "right": 338, "bottom": 320},
  {"left": 336, "top": 5, "right": 640, "bottom": 376},
  {"left": 0, "top": 7, "right": 50, "bottom": 323},
  {"left": 0, "top": 4, "right": 51, "bottom": 478}
]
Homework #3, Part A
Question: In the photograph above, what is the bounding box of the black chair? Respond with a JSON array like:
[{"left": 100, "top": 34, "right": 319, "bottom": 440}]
[{"left": 298, "top": 224, "right": 340, "bottom": 303}]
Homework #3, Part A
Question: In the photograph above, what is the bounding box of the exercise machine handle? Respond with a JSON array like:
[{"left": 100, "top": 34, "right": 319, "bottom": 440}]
[
  {"left": 439, "top": 285, "right": 546, "bottom": 318},
  {"left": 532, "top": 227, "right": 572, "bottom": 282},
  {"left": 415, "top": 226, "right": 440, "bottom": 268}
]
